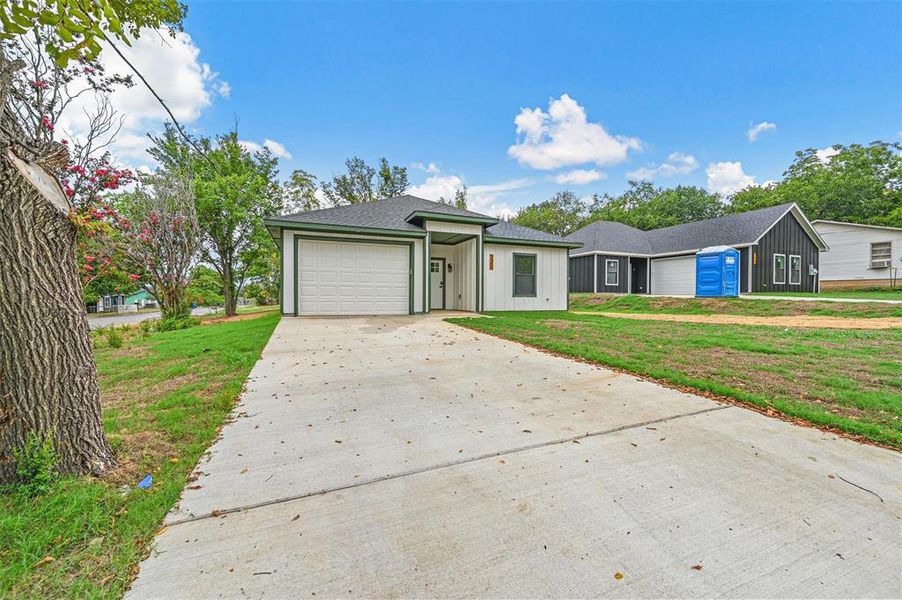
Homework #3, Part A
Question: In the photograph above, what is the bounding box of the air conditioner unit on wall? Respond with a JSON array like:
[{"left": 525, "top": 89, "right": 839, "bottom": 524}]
[{"left": 871, "top": 259, "right": 891, "bottom": 269}]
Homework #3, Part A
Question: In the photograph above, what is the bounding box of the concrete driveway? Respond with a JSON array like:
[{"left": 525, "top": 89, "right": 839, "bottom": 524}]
[{"left": 128, "top": 315, "right": 901, "bottom": 599}]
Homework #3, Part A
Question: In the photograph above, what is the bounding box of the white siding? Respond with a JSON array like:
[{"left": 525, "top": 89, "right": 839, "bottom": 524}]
[
  {"left": 281, "top": 230, "right": 424, "bottom": 315},
  {"left": 458, "top": 238, "right": 478, "bottom": 312},
  {"left": 650, "top": 255, "right": 695, "bottom": 295},
  {"left": 425, "top": 221, "right": 484, "bottom": 236},
  {"left": 814, "top": 222, "right": 902, "bottom": 282},
  {"left": 483, "top": 244, "right": 568, "bottom": 311}
]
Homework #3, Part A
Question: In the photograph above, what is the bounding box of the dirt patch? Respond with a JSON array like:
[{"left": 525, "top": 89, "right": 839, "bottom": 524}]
[
  {"left": 103, "top": 430, "right": 176, "bottom": 486},
  {"left": 574, "top": 311, "right": 902, "bottom": 330},
  {"left": 202, "top": 311, "right": 271, "bottom": 325}
]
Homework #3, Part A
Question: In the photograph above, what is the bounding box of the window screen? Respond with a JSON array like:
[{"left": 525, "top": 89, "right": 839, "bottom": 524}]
[
  {"left": 789, "top": 255, "right": 801, "bottom": 285},
  {"left": 513, "top": 254, "right": 536, "bottom": 297},
  {"left": 773, "top": 254, "right": 786, "bottom": 284},
  {"left": 871, "top": 242, "right": 892, "bottom": 268}
]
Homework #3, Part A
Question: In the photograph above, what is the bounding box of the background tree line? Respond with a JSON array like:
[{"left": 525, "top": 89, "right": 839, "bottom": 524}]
[{"left": 511, "top": 141, "right": 902, "bottom": 236}]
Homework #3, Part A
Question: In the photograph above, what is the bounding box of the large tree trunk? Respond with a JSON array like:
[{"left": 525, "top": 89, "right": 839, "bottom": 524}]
[
  {"left": 222, "top": 262, "right": 237, "bottom": 317},
  {"left": 0, "top": 146, "right": 116, "bottom": 483}
]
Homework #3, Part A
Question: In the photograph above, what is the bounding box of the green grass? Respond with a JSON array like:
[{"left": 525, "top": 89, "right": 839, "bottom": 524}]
[
  {"left": 752, "top": 289, "right": 902, "bottom": 301},
  {"left": 448, "top": 312, "right": 902, "bottom": 447},
  {"left": 570, "top": 293, "right": 902, "bottom": 318},
  {"left": 0, "top": 312, "right": 279, "bottom": 598}
]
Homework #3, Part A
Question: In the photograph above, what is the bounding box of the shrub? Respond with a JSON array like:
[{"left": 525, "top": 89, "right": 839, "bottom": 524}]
[
  {"left": 156, "top": 316, "right": 199, "bottom": 332},
  {"left": 139, "top": 319, "right": 153, "bottom": 338},
  {"left": 12, "top": 433, "right": 59, "bottom": 496},
  {"left": 104, "top": 325, "right": 124, "bottom": 348}
]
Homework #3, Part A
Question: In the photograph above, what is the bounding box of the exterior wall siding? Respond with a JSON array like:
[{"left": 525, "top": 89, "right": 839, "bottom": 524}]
[
  {"left": 484, "top": 244, "right": 569, "bottom": 310},
  {"left": 739, "top": 246, "right": 750, "bottom": 293},
  {"left": 595, "top": 254, "right": 630, "bottom": 294},
  {"left": 568, "top": 255, "right": 594, "bottom": 292},
  {"left": 751, "top": 212, "right": 820, "bottom": 293},
  {"left": 814, "top": 222, "right": 902, "bottom": 285}
]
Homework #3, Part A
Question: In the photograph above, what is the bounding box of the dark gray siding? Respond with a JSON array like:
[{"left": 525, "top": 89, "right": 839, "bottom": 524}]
[
  {"left": 596, "top": 255, "right": 630, "bottom": 293},
  {"left": 751, "top": 212, "right": 820, "bottom": 293},
  {"left": 739, "top": 246, "right": 750, "bottom": 293},
  {"left": 569, "top": 255, "right": 594, "bottom": 292}
]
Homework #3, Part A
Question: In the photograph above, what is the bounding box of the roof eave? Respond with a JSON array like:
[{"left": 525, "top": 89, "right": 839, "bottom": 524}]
[
  {"left": 263, "top": 218, "right": 427, "bottom": 239},
  {"left": 404, "top": 210, "right": 499, "bottom": 226}
]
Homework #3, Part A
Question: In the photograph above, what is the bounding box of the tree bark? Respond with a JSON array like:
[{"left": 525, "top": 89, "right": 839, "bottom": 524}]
[
  {"left": 222, "top": 260, "right": 236, "bottom": 317},
  {"left": 0, "top": 146, "right": 115, "bottom": 483}
]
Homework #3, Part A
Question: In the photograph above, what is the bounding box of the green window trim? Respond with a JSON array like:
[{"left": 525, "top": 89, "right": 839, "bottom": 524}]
[{"left": 512, "top": 252, "right": 537, "bottom": 298}]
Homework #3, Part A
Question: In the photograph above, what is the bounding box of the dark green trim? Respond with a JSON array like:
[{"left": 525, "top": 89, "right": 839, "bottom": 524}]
[
  {"left": 424, "top": 233, "right": 430, "bottom": 313},
  {"left": 428, "top": 257, "right": 447, "bottom": 310},
  {"left": 292, "top": 234, "right": 415, "bottom": 315},
  {"left": 277, "top": 235, "right": 285, "bottom": 315},
  {"left": 512, "top": 252, "right": 538, "bottom": 298},
  {"left": 405, "top": 211, "right": 499, "bottom": 226},
  {"left": 484, "top": 235, "right": 581, "bottom": 249},
  {"left": 264, "top": 218, "right": 426, "bottom": 239}
]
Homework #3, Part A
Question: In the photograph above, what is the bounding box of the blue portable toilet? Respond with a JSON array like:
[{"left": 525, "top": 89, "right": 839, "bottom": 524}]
[{"left": 695, "top": 246, "right": 740, "bottom": 297}]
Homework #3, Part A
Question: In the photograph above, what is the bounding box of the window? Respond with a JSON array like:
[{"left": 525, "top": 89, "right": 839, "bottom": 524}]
[
  {"left": 789, "top": 255, "right": 801, "bottom": 285},
  {"left": 605, "top": 259, "right": 619, "bottom": 286},
  {"left": 870, "top": 241, "right": 892, "bottom": 269},
  {"left": 513, "top": 253, "right": 537, "bottom": 297},
  {"left": 773, "top": 254, "right": 786, "bottom": 284}
]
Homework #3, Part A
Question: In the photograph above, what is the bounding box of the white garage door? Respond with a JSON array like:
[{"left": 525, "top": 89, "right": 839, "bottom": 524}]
[
  {"left": 650, "top": 255, "right": 696, "bottom": 295},
  {"left": 297, "top": 239, "right": 409, "bottom": 315}
]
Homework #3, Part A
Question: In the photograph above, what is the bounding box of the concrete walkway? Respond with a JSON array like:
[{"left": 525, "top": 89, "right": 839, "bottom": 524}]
[{"left": 128, "top": 315, "right": 901, "bottom": 599}]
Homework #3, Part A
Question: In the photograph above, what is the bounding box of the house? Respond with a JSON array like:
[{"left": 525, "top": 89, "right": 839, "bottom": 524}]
[
  {"left": 126, "top": 289, "right": 157, "bottom": 309},
  {"left": 812, "top": 220, "right": 901, "bottom": 289},
  {"left": 565, "top": 202, "right": 828, "bottom": 295},
  {"left": 264, "top": 195, "right": 581, "bottom": 316}
]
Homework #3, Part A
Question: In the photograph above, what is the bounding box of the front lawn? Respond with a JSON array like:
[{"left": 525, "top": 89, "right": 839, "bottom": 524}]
[
  {"left": 448, "top": 312, "right": 902, "bottom": 448},
  {"left": 570, "top": 293, "right": 902, "bottom": 318},
  {"left": 0, "top": 312, "right": 279, "bottom": 598},
  {"left": 752, "top": 289, "right": 902, "bottom": 301}
]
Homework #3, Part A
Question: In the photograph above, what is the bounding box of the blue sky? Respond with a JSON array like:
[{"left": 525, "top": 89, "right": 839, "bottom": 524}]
[{"left": 127, "top": 2, "right": 902, "bottom": 215}]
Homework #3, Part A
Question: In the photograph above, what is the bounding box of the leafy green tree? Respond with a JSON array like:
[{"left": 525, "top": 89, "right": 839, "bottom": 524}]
[
  {"left": 512, "top": 190, "right": 586, "bottom": 236},
  {"left": 322, "top": 156, "right": 408, "bottom": 206},
  {"left": 186, "top": 265, "right": 224, "bottom": 306},
  {"left": 729, "top": 142, "right": 901, "bottom": 226},
  {"left": 284, "top": 168, "right": 321, "bottom": 213},
  {"left": 585, "top": 181, "right": 723, "bottom": 230},
  {"left": 439, "top": 185, "right": 468, "bottom": 209}
]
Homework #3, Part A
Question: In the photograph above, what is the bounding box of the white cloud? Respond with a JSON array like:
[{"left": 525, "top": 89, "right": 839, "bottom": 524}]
[
  {"left": 815, "top": 146, "right": 840, "bottom": 163},
  {"left": 508, "top": 94, "right": 641, "bottom": 170},
  {"left": 747, "top": 121, "right": 776, "bottom": 142},
  {"left": 411, "top": 161, "right": 440, "bottom": 174},
  {"left": 553, "top": 169, "right": 605, "bottom": 185},
  {"left": 407, "top": 170, "right": 532, "bottom": 219},
  {"left": 627, "top": 152, "right": 699, "bottom": 180},
  {"left": 706, "top": 161, "right": 756, "bottom": 195},
  {"left": 58, "top": 29, "right": 228, "bottom": 164},
  {"left": 238, "top": 138, "right": 292, "bottom": 159}
]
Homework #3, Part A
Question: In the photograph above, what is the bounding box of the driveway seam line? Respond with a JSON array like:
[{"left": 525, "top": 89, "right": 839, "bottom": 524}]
[{"left": 166, "top": 404, "right": 731, "bottom": 527}]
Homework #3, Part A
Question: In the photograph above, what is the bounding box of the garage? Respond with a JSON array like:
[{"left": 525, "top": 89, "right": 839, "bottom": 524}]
[
  {"left": 296, "top": 238, "right": 411, "bottom": 315},
  {"left": 650, "top": 254, "right": 695, "bottom": 295}
]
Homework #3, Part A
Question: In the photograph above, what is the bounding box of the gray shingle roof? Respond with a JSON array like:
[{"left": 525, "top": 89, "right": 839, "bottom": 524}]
[
  {"left": 484, "top": 221, "right": 573, "bottom": 243},
  {"left": 567, "top": 203, "right": 799, "bottom": 256},
  {"left": 270, "top": 195, "right": 576, "bottom": 245},
  {"left": 274, "top": 195, "right": 494, "bottom": 232}
]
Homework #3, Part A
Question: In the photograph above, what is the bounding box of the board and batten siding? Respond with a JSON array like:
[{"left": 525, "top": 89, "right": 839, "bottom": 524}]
[
  {"left": 281, "top": 229, "right": 425, "bottom": 315},
  {"left": 814, "top": 222, "right": 902, "bottom": 285},
  {"left": 751, "top": 211, "right": 820, "bottom": 293},
  {"left": 569, "top": 255, "right": 594, "bottom": 292},
  {"left": 483, "top": 244, "right": 569, "bottom": 310},
  {"left": 595, "top": 254, "right": 629, "bottom": 294}
]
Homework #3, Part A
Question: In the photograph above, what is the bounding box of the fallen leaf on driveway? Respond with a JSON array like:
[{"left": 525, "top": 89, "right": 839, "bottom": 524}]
[
  {"left": 334, "top": 440, "right": 342, "bottom": 444},
  {"left": 522, "top": 429, "right": 532, "bottom": 433},
  {"left": 291, "top": 515, "right": 300, "bottom": 521},
  {"left": 614, "top": 572, "right": 624, "bottom": 580},
  {"left": 240, "top": 468, "right": 248, "bottom": 474},
  {"left": 691, "top": 564, "right": 703, "bottom": 570}
]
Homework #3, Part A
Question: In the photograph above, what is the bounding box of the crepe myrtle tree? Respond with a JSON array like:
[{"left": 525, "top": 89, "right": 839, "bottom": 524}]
[
  {"left": 115, "top": 174, "right": 199, "bottom": 320},
  {"left": 0, "top": 2, "right": 184, "bottom": 483}
]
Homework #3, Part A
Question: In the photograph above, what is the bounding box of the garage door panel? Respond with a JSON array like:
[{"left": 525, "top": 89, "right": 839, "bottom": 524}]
[
  {"left": 298, "top": 239, "right": 409, "bottom": 315},
  {"left": 650, "top": 255, "right": 695, "bottom": 295}
]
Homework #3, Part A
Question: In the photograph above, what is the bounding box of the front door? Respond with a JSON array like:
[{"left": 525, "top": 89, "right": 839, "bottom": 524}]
[
  {"left": 630, "top": 258, "right": 648, "bottom": 294},
  {"left": 430, "top": 258, "right": 445, "bottom": 310}
]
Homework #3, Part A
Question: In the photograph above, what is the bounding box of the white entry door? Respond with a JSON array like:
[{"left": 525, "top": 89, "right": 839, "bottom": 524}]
[
  {"left": 430, "top": 258, "right": 445, "bottom": 309},
  {"left": 297, "top": 239, "right": 409, "bottom": 315},
  {"left": 650, "top": 255, "right": 696, "bottom": 295}
]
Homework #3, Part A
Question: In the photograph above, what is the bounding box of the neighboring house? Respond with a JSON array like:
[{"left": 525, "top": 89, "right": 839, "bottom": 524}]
[
  {"left": 126, "top": 289, "right": 157, "bottom": 309},
  {"left": 264, "top": 195, "right": 580, "bottom": 316},
  {"left": 812, "top": 220, "right": 901, "bottom": 289},
  {"left": 565, "top": 203, "right": 828, "bottom": 295}
]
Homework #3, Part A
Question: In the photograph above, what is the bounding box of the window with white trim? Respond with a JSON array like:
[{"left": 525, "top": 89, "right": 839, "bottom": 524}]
[
  {"left": 870, "top": 241, "right": 892, "bottom": 269},
  {"left": 789, "top": 255, "right": 801, "bottom": 285},
  {"left": 773, "top": 254, "right": 786, "bottom": 284},
  {"left": 605, "top": 259, "right": 619, "bottom": 286}
]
